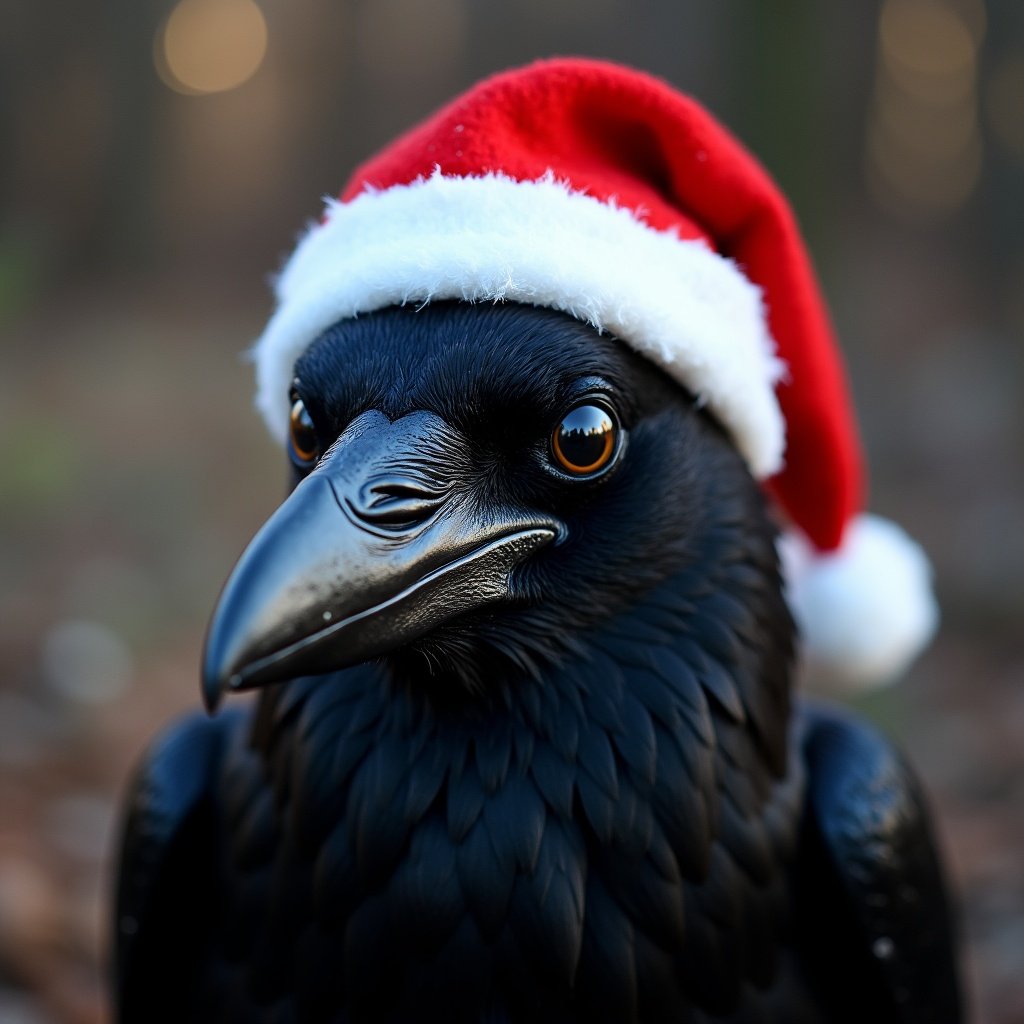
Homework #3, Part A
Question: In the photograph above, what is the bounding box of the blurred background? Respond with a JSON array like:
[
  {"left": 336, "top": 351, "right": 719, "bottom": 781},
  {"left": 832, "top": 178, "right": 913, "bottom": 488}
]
[{"left": 1, "top": 0, "right": 1022, "bottom": 1020}]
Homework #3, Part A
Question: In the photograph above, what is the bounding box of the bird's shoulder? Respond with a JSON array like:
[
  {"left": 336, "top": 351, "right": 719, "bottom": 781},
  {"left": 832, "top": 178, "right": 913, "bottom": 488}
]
[
  {"left": 794, "top": 699, "right": 963, "bottom": 1024},
  {"left": 114, "top": 706, "right": 252, "bottom": 1020}
]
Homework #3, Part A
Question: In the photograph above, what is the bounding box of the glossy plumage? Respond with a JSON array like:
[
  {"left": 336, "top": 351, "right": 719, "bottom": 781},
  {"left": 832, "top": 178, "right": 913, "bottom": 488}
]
[{"left": 115, "top": 303, "right": 961, "bottom": 1023}]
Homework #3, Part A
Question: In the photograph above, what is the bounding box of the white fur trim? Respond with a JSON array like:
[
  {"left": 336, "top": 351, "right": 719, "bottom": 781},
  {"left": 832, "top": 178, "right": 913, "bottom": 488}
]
[
  {"left": 253, "top": 171, "right": 786, "bottom": 477},
  {"left": 780, "top": 514, "right": 939, "bottom": 693}
]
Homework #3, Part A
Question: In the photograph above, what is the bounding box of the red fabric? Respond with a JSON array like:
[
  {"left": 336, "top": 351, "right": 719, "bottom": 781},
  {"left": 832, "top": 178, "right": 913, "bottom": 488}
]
[{"left": 341, "top": 58, "right": 863, "bottom": 553}]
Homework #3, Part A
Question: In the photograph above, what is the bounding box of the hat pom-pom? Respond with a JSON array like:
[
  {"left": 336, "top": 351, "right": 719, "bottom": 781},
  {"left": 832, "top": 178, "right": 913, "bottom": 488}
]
[{"left": 780, "top": 514, "right": 939, "bottom": 694}]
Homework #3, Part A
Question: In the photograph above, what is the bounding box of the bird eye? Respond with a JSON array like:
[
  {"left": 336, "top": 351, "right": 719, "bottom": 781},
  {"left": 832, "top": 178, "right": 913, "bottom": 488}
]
[
  {"left": 289, "top": 397, "right": 320, "bottom": 467},
  {"left": 551, "top": 403, "right": 619, "bottom": 476}
]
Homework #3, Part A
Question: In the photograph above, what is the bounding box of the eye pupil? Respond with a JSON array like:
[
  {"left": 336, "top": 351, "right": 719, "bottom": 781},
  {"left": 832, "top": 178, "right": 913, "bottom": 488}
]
[
  {"left": 289, "top": 398, "right": 320, "bottom": 465},
  {"left": 552, "top": 404, "right": 617, "bottom": 475}
]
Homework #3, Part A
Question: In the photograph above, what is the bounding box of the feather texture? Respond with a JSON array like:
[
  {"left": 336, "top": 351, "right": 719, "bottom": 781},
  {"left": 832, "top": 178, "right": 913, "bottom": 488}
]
[{"left": 115, "top": 303, "right": 959, "bottom": 1023}]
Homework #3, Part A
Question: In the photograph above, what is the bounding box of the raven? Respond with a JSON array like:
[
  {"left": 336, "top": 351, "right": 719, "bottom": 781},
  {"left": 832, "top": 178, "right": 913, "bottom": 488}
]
[
  {"left": 114, "top": 58, "right": 961, "bottom": 1024},
  {"left": 116, "top": 302, "right": 961, "bottom": 1023}
]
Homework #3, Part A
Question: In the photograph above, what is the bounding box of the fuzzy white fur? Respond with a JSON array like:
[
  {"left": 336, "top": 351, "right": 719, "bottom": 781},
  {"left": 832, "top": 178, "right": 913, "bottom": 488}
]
[
  {"left": 253, "top": 171, "right": 786, "bottom": 478},
  {"left": 780, "top": 515, "right": 939, "bottom": 691}
]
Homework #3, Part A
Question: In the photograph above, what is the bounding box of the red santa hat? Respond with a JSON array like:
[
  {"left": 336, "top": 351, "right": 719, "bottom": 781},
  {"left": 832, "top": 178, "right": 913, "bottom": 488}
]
[{"left": 252, "top": 58, "right": 937, "bottom": 691}]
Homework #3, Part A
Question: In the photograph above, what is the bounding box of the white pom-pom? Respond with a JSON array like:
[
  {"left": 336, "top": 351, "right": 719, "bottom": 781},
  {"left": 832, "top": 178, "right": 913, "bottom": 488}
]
[{"left": 779, "top": 514, "right": 939, "bottom": 694}]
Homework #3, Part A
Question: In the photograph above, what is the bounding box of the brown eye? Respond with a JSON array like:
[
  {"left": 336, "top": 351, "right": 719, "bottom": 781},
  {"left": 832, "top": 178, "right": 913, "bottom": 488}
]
[
  {"left": 289, "top": 397, "right": 320, "bottom": 466},
  {"left": 551, "top": 403, "right": 618, "bottom": 476}
]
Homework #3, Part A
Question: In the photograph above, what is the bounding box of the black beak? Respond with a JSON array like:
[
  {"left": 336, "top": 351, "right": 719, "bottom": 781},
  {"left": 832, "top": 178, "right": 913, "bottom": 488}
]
[{"left": 202, "top": 410, "right": 557, "bottom": 709}]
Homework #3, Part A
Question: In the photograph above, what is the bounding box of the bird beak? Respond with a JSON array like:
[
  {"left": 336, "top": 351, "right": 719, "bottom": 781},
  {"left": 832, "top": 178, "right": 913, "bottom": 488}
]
[{"left": 201, "top": 410, "right": 557, "bottom": 709}]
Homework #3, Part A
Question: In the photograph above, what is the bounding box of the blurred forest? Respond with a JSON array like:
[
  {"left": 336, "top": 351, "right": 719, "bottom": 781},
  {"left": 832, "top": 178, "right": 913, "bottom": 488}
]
[{"left": 1, "top": 1, "right": 1022, "bottom": 1021}]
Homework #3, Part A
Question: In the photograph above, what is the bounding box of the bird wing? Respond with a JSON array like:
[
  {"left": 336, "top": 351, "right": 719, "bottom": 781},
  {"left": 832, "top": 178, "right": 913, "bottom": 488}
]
[
  {"left": 797, "top": 700, "right": 963, "bottom": 1024},
  {"left": 113, "top": 708, "right": 242, "bottom": 1020}
]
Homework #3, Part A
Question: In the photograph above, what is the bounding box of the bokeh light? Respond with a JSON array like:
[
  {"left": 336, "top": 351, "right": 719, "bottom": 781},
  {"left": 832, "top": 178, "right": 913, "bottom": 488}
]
[
  {"left": 156, "top": 0, "right": 267, "bottom": 96},
  {"left": 874, "top": 73, "right": 977, "bottom": 162},
  {"left": 880, "top": 0, "right": 978, "bottom": 88},
  {"left": 867, "top": 0, "right": 983, "bottom": 221},
  {"left": 868, "top": 106, "right": 982, "bottom": 215}
]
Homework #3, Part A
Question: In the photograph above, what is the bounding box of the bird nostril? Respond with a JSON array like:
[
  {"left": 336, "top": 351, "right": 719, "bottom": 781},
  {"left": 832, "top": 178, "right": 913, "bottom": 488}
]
[
  {"left": 368, "top": 479, "right": 444, "bottom": 505},
  {"left": 352, "top": 477, "right": 450, "bottom": 528}
]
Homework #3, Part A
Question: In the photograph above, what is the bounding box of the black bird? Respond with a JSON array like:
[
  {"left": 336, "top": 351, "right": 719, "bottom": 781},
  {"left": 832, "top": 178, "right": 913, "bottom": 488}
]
[{"left": 115, "top": 301, "right": 961, "bottom": 1024}]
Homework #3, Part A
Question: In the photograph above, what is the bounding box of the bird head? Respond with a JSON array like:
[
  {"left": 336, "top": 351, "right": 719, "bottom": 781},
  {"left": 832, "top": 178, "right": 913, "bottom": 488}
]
[
  {"left": 203, "top": 60, "right": 937, "bottom": 705},
  {"left": 202, "top": 301, "right": 777, "bottom": 709}
]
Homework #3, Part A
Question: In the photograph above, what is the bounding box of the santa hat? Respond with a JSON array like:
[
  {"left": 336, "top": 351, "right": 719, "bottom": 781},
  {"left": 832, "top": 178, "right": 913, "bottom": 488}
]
[{"left": 252, "top": 58, "right": 937, "bottom": 692}]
